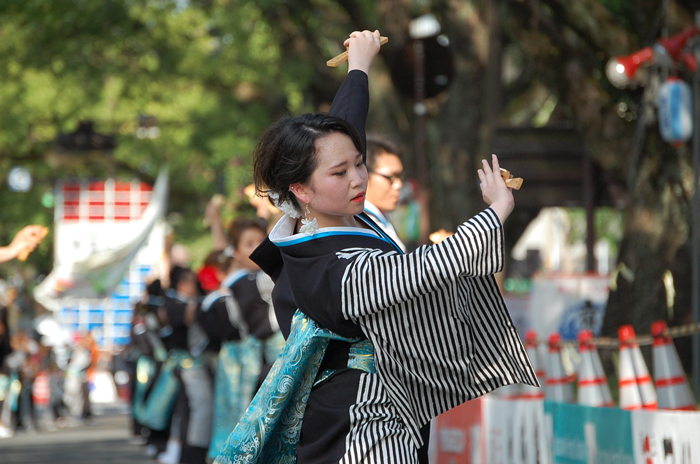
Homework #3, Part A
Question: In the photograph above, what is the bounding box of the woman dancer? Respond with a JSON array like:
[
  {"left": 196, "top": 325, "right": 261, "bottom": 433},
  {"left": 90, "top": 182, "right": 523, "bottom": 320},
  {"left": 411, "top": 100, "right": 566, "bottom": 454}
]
[{"left": 216, "top": 31, "right": 537, "bottom": 464}]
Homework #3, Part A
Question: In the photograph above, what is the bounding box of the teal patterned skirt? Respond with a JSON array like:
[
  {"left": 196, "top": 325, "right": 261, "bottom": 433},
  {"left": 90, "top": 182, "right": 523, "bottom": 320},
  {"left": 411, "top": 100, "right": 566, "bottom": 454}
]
[
  {"left": 133, "top": 350, "right": 194, "bottom": 431},
  {"left": 214, "top": 311, "right": 374, "bottom": 464},
  {"left": 132, "top": 356, "right": 156, "bottom": 425},
  {"left": 208, "top": 337, "right": 263, "bottom": 459}
]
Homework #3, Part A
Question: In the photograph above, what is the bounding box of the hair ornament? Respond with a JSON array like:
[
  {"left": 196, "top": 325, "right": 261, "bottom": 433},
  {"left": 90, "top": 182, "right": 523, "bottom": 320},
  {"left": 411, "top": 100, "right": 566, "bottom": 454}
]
[
  {"left": 268, "top": 191, "right": 302, "bottom": 219},
  {"left": 222, "top": 246, "right": 234, "bottom": 258}
]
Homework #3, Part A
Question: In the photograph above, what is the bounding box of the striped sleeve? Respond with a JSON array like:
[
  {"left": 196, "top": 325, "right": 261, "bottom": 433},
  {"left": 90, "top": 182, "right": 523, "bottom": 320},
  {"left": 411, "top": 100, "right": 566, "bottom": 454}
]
[{"left": 340, "top": 208, "right": 504, "bottom": 320}]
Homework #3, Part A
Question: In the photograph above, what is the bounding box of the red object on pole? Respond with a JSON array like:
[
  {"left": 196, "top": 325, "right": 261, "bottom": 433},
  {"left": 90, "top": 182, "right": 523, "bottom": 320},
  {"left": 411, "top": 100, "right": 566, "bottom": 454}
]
[
  {"left": 681, "top": 51, "right": 698, "bottom": 72},
  {"left": 657, "top": 27, "right": 699, "bottom": 60},
  {"left": 618, "top": 48, "right": 655, "bottom": 77}
]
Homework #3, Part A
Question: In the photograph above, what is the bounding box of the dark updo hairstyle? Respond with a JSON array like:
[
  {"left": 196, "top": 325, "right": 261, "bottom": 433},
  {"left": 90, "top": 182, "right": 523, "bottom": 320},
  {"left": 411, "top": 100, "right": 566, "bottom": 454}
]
[
  {"left": 366, "top": 133, "right": 403, "bottom": 172},
  {"left": 202, "top": 249, "right": 232, "bottom": 272},
  {"left": 253, "top": 113, "right": 364, "bottom": 213},
  {"left": 227, "top": 217, "right": 266, "bottom": 250}
]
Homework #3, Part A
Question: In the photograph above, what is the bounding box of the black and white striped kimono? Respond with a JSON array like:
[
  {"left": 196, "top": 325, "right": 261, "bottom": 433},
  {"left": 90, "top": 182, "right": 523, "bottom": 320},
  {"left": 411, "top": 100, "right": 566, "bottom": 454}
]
[
  {"left": 228, "top": 69, "right": 538, "bottom": 463},
  {"left": 249, "top": 206, "right": 538, "bottom": 463}
]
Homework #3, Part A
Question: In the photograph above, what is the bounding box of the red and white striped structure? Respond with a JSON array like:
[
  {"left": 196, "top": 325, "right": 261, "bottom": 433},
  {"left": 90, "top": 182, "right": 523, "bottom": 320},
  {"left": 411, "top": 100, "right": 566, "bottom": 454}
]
[
  {"left": 618, "top": 325, "right": 657, "bottom": 410},
  {"left": 520, "top": 330, "right": 545, "bottom": 400},
  {"left": 651, "top": 320, "right": 697, "bottom": 411},
  {"left": 59, "top": 179, "right": 152, "bottom": 222},
  {"left": 545, "top": 333, "right": 574, "bottom": 403},
  {"left": 577, "top": 330, "right": 613, "bottom": 407},
  {"left": 49, "top": 178, "right": 162, "bottom": 348}
]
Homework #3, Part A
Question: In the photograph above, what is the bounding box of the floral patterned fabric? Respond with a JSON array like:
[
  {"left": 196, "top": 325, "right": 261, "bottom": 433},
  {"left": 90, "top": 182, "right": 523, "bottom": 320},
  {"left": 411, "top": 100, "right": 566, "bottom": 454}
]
[{"left": 214, "top": 310, "right": 374, "bottom": 464}]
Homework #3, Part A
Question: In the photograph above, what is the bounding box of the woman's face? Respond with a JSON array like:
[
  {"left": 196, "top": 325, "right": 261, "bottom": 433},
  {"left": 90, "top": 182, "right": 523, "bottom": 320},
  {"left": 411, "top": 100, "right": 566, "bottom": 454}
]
[
  {"left": 234, "top": 227, "right": 266, "bottom": 270},
  {"left": 294, "top": 133, "right": 368, "bottom": 226}
]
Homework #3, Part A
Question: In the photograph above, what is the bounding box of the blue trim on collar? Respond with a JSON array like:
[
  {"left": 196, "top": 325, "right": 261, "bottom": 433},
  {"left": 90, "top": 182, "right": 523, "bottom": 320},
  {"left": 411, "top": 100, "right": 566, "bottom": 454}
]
[
  {"left": 221, "top": 269, "right": 253, "bottom": 288},
  {"left": 201, "top": 288, "right": 232, "bottom": 312},
  {"left": 358, "top": 213, "right": 404, "bottom": 254},
  {"left": 273, "top": 228, "right": 380, "bottom": 247},
  {"left": 363, "top": 205, "right": 390, "bottom": 228}
]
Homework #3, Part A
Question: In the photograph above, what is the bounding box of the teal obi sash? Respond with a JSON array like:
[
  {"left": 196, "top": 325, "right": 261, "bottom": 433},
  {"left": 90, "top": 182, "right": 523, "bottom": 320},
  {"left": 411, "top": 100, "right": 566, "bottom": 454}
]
[
  {"left": 134, "top": 350, "right": 197, "bottom": 431},
  {"left": 263, "top": 331, "right": 286, "bottom": 364},
  {"left": 132, "top": 355, "right": 157, "bottom": 424},
  {"left": 208, "top": 337, "right": 263, "bottom": 459},
  {"left": 214, "top": 310, "right": 375, "bottom": 464}
]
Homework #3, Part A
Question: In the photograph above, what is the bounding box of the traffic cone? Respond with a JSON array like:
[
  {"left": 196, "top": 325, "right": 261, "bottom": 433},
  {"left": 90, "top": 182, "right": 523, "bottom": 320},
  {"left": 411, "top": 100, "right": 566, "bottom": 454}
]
[
  {"left": 651, "top": 320, "right": 697, "bottom": 410},
  {"left": 590, "top": 333, "right": 615, "bottom": 408},
  {"left": 618, "top": 325, "right": 657, "bottom": 410},
  {"left": 577, "top": 330, "right": 613, "bottom": 407},
  {"left": 520, "top": 330, "right": 545, "bottom": 400},
  {"left": 545, "top": 333, "right": 574, "bottom": 402}
]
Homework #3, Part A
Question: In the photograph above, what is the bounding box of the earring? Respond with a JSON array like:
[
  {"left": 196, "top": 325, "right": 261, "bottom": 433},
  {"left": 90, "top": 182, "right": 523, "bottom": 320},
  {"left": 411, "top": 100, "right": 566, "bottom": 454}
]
[{"left": 299, "top": 203, "right": 318, "bottom": 235}]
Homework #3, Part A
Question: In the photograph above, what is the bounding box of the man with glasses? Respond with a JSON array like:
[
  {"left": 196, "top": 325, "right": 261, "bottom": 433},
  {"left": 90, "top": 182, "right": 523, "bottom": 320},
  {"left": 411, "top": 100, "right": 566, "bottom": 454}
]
[{"left": 364, "top": 134, "right": 406, "bottom": 252}]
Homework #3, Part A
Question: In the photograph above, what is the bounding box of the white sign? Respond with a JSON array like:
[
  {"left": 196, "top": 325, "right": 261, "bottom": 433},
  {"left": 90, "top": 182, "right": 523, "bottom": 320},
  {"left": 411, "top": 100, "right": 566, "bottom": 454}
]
[
  {"left": 528, "top": 275, "right": 609, "bottom": 341},
  {"left": 631, "top": 409, "right": 700, "bottom": 464},
  {"left": 483, "top": 396, "right": 550, "bottom": 464}
]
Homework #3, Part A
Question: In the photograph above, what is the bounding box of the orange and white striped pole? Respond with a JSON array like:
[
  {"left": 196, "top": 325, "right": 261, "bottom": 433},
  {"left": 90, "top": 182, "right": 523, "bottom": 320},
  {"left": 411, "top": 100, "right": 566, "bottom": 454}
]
[{"left": 652, "top": 320, "right": 698, "bottom": 410}]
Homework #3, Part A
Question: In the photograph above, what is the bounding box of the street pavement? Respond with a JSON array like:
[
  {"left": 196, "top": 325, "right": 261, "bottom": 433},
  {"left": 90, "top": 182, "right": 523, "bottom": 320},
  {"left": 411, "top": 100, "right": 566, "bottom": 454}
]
[{"left": 0, "top": 403, "right": 155, "bottom": 464}]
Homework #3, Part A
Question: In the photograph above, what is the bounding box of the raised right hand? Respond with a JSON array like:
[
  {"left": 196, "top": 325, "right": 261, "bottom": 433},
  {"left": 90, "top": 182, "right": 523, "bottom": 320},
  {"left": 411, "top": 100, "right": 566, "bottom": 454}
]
[
  {"left": 477, "top": 154, "right": 514, "bottom": 223},
  {"left": 344, "top": 30, "right": 381, "bottom": 75}
]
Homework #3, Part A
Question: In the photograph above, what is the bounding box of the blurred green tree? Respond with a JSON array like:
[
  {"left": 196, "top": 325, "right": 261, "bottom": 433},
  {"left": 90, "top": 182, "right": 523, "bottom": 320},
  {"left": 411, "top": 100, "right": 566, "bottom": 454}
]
[
  {"left": 0, "top": 0, "right": 364, "bottom": 272},
  {"left": 0, "top": 0, "right": 698, "bottom": 359}
]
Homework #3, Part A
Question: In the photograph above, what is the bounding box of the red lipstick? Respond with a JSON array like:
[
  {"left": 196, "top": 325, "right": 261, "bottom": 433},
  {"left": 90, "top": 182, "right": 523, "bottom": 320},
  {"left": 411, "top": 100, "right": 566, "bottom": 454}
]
[{"left": 351, "top": 192, "right": 365, "bottom": 203}]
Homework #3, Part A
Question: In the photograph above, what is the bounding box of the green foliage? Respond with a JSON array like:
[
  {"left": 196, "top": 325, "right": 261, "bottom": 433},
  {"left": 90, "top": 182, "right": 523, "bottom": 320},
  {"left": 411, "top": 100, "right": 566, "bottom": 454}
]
[
  {"left": 0, "top": 0, "right": 356, "bottom": 271},
  {"left": 0, "top": 0, "right": 661, "bottom": 278},
  {"left": 596, "top": 0, "right": 638, "bottom": 35}
]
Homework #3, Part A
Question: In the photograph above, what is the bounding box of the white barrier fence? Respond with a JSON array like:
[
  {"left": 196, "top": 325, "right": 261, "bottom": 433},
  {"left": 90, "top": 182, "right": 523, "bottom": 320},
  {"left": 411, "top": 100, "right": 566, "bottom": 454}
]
[{"left": 431, "top": 396, "right": 700, "bottom": 464}]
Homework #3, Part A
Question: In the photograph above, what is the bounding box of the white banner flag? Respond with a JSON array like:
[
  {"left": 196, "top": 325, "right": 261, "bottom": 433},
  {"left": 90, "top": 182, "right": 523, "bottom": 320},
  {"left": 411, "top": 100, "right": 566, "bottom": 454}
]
[{"left": 34, "top": 170, "right": 168, "bottom": 310}]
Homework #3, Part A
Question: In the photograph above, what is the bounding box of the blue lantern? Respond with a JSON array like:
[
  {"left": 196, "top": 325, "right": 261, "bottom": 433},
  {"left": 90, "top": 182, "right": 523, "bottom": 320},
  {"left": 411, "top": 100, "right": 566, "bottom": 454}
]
[{"left": 658, "top": 77, "right": 693, "bottom": 147}]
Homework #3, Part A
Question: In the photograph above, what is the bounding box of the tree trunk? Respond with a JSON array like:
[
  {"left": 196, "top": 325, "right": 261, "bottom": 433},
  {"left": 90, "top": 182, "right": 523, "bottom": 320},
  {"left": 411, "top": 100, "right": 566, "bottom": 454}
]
[{"left": 603, "top": 139, "right": 695, "bottom": 368}]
